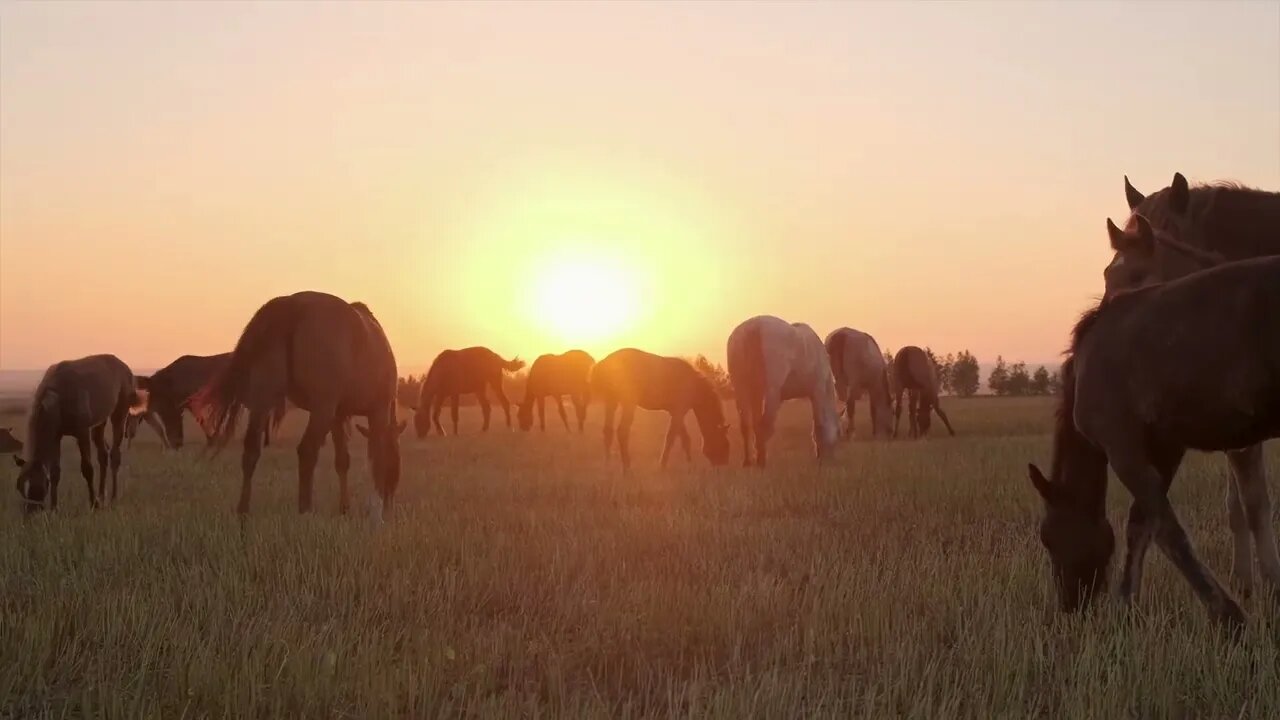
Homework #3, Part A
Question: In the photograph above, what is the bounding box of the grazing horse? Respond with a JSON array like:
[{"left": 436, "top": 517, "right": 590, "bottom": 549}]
[
  {"left": 189, "top": 292, "right": 405, "bottom": 518},
  {"left": 0, "top": 428, "right": 21, "bottom": 455},
  {"left": 517, "top": 350, "right": 594, "bottom": 432},
  {"left": 1029, "top": 255, "right": 1280, "bottom": 630},
  {"left": 413, "top": 347, "right": 525, "bottom": 437},
  {"left": 727, "top": 315, "right": 840, "bottom": 467},
  {"left": 126, "top": 353, "right": 289, "bottom": 449},
  {"left": 1109, "top": 174, "right": 1280, "bottom": 599},
  {"left": 13, "top": 355, "right": 147, "bottom": 513},
  {"left": 824, "top": 327, "right": 892, "bottom": 439},
  {"left": 891, "top": 346, "right": 954, "bottom": 439},
  {"left": 590, "top": 348, "right": 730, "bottom": 471}
]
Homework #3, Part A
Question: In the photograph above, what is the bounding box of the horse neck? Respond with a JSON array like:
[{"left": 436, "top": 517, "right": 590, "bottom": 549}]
[
  {"left": 689, "top": 384, "right": 723, "bottom": 431},
  {"left": 1200, "top": 189, "right": 1280, "bottom": 258},
  {"left": 1053, "top": 362, "right": 1108, "bottom": 517},
  {"left": 25, "top": 395, "right": 61, "bottom": 466}
]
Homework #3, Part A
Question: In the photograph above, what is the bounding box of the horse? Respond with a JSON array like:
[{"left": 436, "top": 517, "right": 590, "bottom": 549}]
[
  {"left": 12, "top": 355, "right": 148, "bottom": 513},
  {"left": 188, "top": 292, "right": 405, "bottom": 518},
  {"left": 413, "top": 347, "right": 525, "bottom": 437},
  {"left": 589, "top": 348, "right": 730, "bottom": 471},
  {"left": 1108, "top": 174, "right": 1280, "bottom": 600},
  {"left": 517, "top": 350, "right": 594, "bottom": 432},
  {"left": 824, "top": 327, "right": 892, "bottom": 439},
  {"left": 1028, "top": 254, "right": 1280, "bottom": 630},
  {"left": 125, "top": 353, "right": 290, "bottom": 449},
  {"left": 726, "top": 315, "right": 840, "bottom": 467},
  {"left": 0, "top": 427, "right": 23, "bottom": 455},
  {"left": 891, "top": 346, "right": 955, "bottom": 439}
]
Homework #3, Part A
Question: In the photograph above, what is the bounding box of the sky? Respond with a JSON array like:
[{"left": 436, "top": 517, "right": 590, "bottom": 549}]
[{"left": 2, "top": 1, "right": 1278, "bottom": 372}]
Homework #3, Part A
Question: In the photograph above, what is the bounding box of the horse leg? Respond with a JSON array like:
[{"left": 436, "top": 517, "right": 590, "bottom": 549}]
[
  {"left": 1110, "top": 447, "right": 1244, "bottom": 628},
  {"left": 677, "top": 417, "right": 692, "bottom": 462},
  {"left": 933, "top": 401, "right": 956, "bottom": 437},
  {"left": 236, "top": 411, "right": 267, "bottom": 514},
  {"left": 431, "top": 395, "right": 445, "bottom": 435},
  {"left": 575, "top": 394, "right": 588, "bottom": 433},
  {"left": 332, "top": 416, "right": 351, "bottom": 515},
  {"left": 108, "top": 411, "right": 125, "bottom": 502},
  {"left": 1227, "top": 445, "right": 1280, "bottom": 597},
  {"left": 1119, "top": 447, "right": 1179, "bottom": 603},
  {"left": 538, "top": 397, "right": 547, "bottom": 432},
  {"left": 92, "top": 424, "right": 109, "bottom": 504},
  {"left": 478, "top": 393, "right": 492, "bottom": 432},
  {"left": 296, "top": 407, "right": 332, "bottom": 514},
  {"left": 737, "top": 395, "right": 754, "bottom": 467},
  {"left": 76, "top": 431, "right": 97, "bottom": 508},
  {"left": 756, "top": 389, "right": 781, "bottom": 468},
  {"left": 660, "top": 410, "right": 689, "bottom": 469},
  {"left": 845, "top": 393, "right": 857, "bottom": 440},
  {"left": 554, "top": 397, "right": 570, "bottom": 431},
  {"left": 493, "top": 383, "right": 513, "bottom": 429},
  {"left": 450, "top": 395, "right": 460, "bottom": 434},
  {"left": 1225, "top": 471, "right": 1255, "bottom": 598},
  {"left": 908, "top": 391, "right": 920, "bottom": 439},
  {"left": 49, "top": 463, "right": 60, "bottom": 510},
  {"left": 892, "top": 389, "right": 904, "bottom": 439},
  {"left": 602, "top": 400, "right": 617, "bottom": 460},
  {"left": 617, "top": 404, "right": 636, "bottom": 473}
]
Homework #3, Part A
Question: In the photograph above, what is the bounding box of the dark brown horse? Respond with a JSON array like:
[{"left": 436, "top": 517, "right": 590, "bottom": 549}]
[
  {"left": 188, "top": 292, "right": 405, "bottom": 518},
  {"left": 1109, "top": 174, "right": 1280, "bottom": 600},
  {"left": 1029, "top": 255, "right": 1280, "bottom": 630},
  {"left": 413, "top": 347, "right": 524, "bottom": 437},
  {"left": 126, "top": 353, "right": 289, "bottom": 449},
  {"left": 13, "top": 355, "right": 147, "bottom": 513},
  {"left": 517, "top": 350, "right": 594, "bottom": 432},
  {"left": 0, "top": 428, "right": 21, "bottom": 455},
  {"left": 590, "top": 348, "right": 730, "bottom": 471},
  {"left": 891, "top": 346, "right": 954, "bottom": 439}
]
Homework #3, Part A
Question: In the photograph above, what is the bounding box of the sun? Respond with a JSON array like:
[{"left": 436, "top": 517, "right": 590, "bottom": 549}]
[{"left": 531, "top": 253, "right": 640, "bottom": 348}]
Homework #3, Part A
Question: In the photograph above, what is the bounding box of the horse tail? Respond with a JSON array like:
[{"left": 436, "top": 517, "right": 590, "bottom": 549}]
[
  {"left": 189, "top": 295, "right": 300, "bottom": 449},
  {"left": 827, "top": 331, "right": 847, "bottom": 389}
]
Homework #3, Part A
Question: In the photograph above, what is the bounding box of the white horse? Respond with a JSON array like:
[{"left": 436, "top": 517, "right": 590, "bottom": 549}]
[
  {"left": 726, "top": 315, "right": 841, "bottom": 467},
  {"left": 823, "top": 327, "right": 892, "bottom": 439}
]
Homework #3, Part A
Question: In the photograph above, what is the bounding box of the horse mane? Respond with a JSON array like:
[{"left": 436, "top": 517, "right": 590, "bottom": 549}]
[
  {"left": 1069, "top": 303, "right": 1106, "bottom": 352},
  {"left": 24, "top": 365, "right": 62, "bottom": 463}
]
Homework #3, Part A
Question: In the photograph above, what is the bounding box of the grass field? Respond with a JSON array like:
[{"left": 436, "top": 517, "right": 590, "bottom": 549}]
[{"left": 3, "top": 397, "right": 1280, "bottom": 718}]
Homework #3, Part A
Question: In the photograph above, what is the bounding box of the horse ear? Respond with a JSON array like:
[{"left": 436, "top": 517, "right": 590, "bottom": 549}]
[
  {"left": 1169, "top": 172, "right": 1190, "bottom": 214},
  {"left": 1133, "top": 215, "right": 1157, "bottom": 251},
  {"left": 1106, "top": 218, "right": 1127, "bottom": 251},
  {"left": 1124, "top": 175, "right": 1145, "bottom": 210},
  {"left": 1028, "top": 463, "right": 1057, "bottom": 504},
  {"left": 356, "top": 425, "right": 370, "bottom": 438}
]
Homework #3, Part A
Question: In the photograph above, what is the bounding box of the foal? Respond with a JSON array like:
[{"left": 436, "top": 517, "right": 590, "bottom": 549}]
[{"left": 1029, "top": 253, "right": 1280, "bottom": 629}]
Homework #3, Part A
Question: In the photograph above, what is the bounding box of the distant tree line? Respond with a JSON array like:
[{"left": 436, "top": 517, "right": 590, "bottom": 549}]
[
  {"left": 984, "top": 356, "right": 1062, "bottom": 397},
  {"left": 395, "top": 350, "right": 1061, "bottom": 405}
]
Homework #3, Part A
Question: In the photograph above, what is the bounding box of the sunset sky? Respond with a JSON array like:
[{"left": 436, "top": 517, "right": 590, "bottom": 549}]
[{"left": 2, "top": 1, "right": 1277, "bottom": 372}]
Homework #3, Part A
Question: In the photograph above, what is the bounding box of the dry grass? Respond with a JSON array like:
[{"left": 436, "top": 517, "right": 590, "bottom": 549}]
[{"left": 2, "top": 397, "right": 1279, "bottom": 718}]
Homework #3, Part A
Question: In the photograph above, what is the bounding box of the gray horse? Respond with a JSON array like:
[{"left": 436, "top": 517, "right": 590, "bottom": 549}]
[{"left": 824, "top": 327, "right": 892, "bottom": 439}]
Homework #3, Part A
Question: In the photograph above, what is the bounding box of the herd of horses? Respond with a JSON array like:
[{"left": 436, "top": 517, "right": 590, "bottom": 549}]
[{"left": 4, "top": 172, "right": 1279, "bottom": 634}]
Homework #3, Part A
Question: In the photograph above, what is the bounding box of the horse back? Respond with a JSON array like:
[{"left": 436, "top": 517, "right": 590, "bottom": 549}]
[
  {"left": 42, "top": 355, "right": 136, "bottom": 430},
  {"left": 1074, "top": 257, "right": 1280, "bottom": 450}
]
